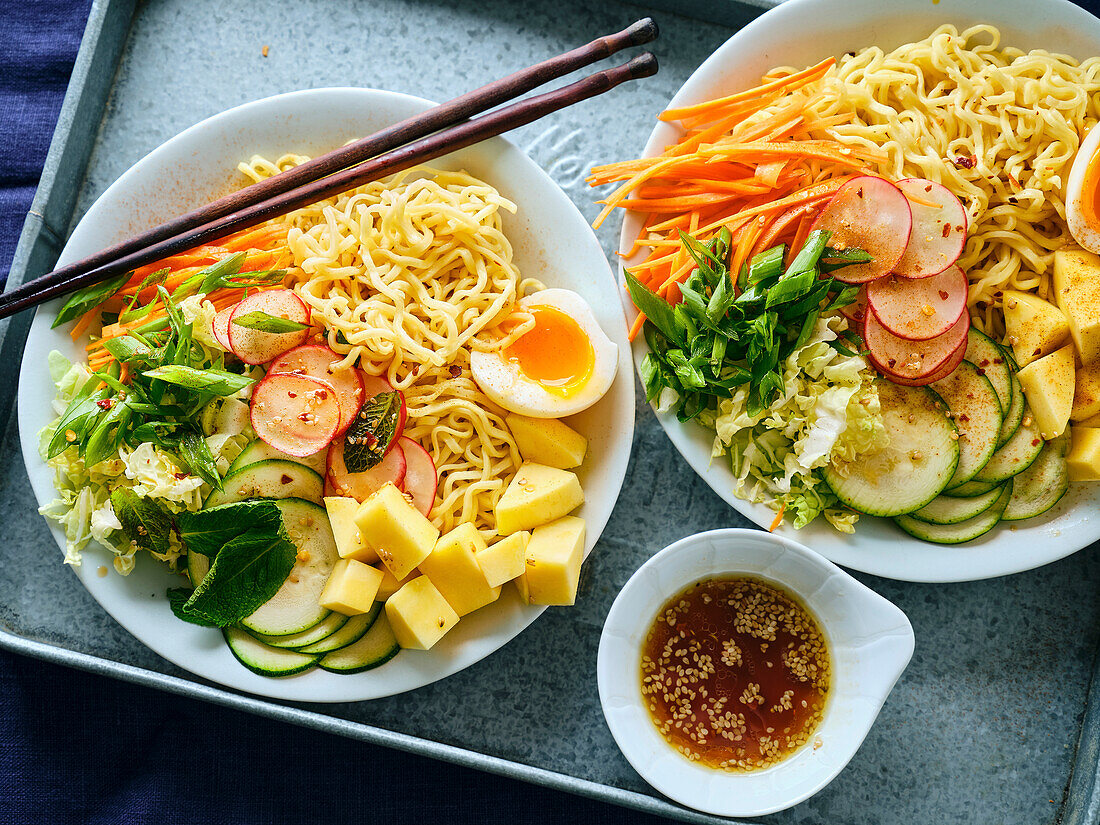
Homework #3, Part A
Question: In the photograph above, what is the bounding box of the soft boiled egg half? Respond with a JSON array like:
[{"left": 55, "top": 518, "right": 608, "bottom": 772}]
[
  {"left": 1067, "top": 123, "right": 1100, "bottom": 254},
  {"left": 471, "top": 288, "right": 617, "bottom": 418}
]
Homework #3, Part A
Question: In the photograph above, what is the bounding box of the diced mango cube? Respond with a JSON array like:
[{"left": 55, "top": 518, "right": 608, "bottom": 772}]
[
  {"left": 323, "top": 496, "right": 378, "bottom": 563},
  {"left": 385, "top": 575, "right": 459, "bottom": 650},
  {"left": 506, "top": 414, "right": 588, "bottom": 469},
  {"left": 495, "top": 462, "right": 583, "bottom": 534},
  {"left": 476, "top": 531, "right": 529, "bottom": 588},
  {"left": 1054, "top": 248, "right": 1100, "bottom": 365},
  {"left": 1068, "top": 427, "right": 1100, "bottom": 481},
  {"left": 319, "top": 558, "right": 383, "bottom": 615},
  {"left": 354, "top": 482, "right": 439, "bottom": 580},
  {"left": 1017, "top": 343, "right": 1076, "bottom": 439},
  {"left": 1003, "top": 290, "right": 1070, "bottom": 368},
  {"left": 1074, "top": 361, "right": 1100, "bottom": 422},
  {"left": 419, "top": 523, "right": 501, "bottom": 616},
  {"left": 516, "top": 516, "right": 586, "bottom": 606},
  {"left": 1077, "top": 411, "right": 1100, "bottom": 429},
  {"left": 374, "top": 564, "right": 415, "bottom": 601}
]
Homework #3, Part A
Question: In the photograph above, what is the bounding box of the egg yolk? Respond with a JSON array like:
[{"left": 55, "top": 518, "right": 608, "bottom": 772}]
[
  {"left": 504, "top": 305, "right": 594, "bottom": 395},
  {"left": 1081, "top": 144, "right": 1100, "bottom": 231}
]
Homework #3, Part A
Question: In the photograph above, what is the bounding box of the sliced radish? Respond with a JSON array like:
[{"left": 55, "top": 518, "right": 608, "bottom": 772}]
[
  {"left": 866, "top": 265, "right": 967, "bottom": 341},
  {"left": 893, "top": 179, "right": 968, "bottom": 278},
  {"left": 228, "top": 289, "right": 311, "bottom": 365},
  {"left": 359, "top": 372, "right": 407, "bottom": 442},
  {"left": 881, "top": 333, "right": 967, "bottom": 386},
  {"left": 813, "top": 176, "right": 912, "bottom": 283},
  {"left": 250, "top": 373, "right": 341, "bottom": 457},
  {"left": 212, "top": 306, "right": 233, "bottom": 351},
  {"left": 323, "top": 475, "right": 341, "bottom": 499},
  {"left": 838, "top": 285, "right": 868, "bottom": 327},
  {"left": 269, "top": 344, "right": 364, "bottom": 435},
  {"left": 327, "top": 437, "right": 407, "bottom": 502},
  {"left": 864, "top": 310, "right": 970, "bottom": 381},
  {"left": 397, "top": 436, "right": 437, "bottom": 517}
]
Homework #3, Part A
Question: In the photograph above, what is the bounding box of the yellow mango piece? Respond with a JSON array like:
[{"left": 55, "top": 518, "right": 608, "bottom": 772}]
[
  {"left": 1076, "top": 411, "right": 1100, "bottom": 428},
  {"left": 1073, "top": 360, "right": 1100, "bottom": 422},
  {"left": 506, "top": 414, "right": 588, "bottom": 469},
  {"left": 1017, "top": 343, "right": 1076, "bottom": 440},
  {"left": 517, "top": 516, "right": 586, "bottom": 606},
  {"left": 1054, "top": 248, "right": 1100, "bottom": 366},
  {"left": 354, "top": 482, "right": 439, "bottom": 580},
  {"left": 495, "top": 462, "right": 583, "bottom": 535},
  {"left": 1068, "top": 426, "right": 1100, "bottom": 481},
  {"left": 419, "top": 523, "right": 501, "bottom": 616},
  {"left": 319, "top": 558, "right": 383, "bottom": 615},
  {"left": 476, "top": 531, "right": 529, "bottom": 588},
  {"left": 323, "top": 496, "right": 379, "bottom": 563},
  {"left": 1003, "top": 290, "right": 1070, "bottom": 369},
  {"left": 374, "top": 565, "right": 415, "bottom": 601},
  {"left": 385, "top": 575, "right": 459, "bottom": 650}
]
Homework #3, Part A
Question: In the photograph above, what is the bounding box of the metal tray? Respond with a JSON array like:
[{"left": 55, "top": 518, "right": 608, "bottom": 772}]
[{"left": 4, "top": 1, "right": 1100, "bottom": 822}]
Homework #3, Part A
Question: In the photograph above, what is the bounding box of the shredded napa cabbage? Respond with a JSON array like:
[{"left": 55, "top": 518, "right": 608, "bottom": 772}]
[
  {"left": 700, "top": 315, "right": 886, "bottom": 532},
  {"left": 38, "top": 352, "right": 251, "bottom": 574}
]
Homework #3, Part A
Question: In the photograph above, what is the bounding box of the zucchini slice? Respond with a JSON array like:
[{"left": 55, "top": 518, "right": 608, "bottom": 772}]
[
  {"left": 224, "top": 626, "right": 320, "bottom": 677},
  {"left": 970, "top": 403, "right": 1044, "bottom": 484},
  {"left": 822, "top": 380, "right": 959, "bottom": 517},
  {"left": 966, "top": 329, "right": 1014, "bottom": 443},
  {"left": 997, "top": 370, "right": 1026, "bottom": 448},
  {"left": 204, "top": 458, "right": 324, "bottom": 508},
  {"left": 1002, "top": 436, "right": 1069, "bottom": 521},
  {"left": 229, "top": 438, "right": 327, "bottom": 476},
  {"left": 298, "top": 604, "right": 381, "bottom": 655},
  {"left": 895, "top": 480, "right": 1012, "bottom": 544},
  {"left": 318, "top": 613, "right": 400, "bottom": 674},
  {"left": 931, "top": 361, "right": 1003, "bottom": 488},
  {"left": 946, "top": 479, "right": 998, "bottom": 498},
  {"left": 908, "top": 483, "right": 1006, "bottom": 525},
  {"left": 250, "top": 610, "right": 349, "bottom": 649}
]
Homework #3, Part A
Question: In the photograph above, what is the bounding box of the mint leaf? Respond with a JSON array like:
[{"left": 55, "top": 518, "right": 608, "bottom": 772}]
[
  {"left": 143, "top": 365, "right": 254, "bottom": 396},
  {"left": 230, "top": 310, "right": 309, "bottom": 334},
  {"left": 111, "top": 488, "right": 172, "bottom": 554},
  {"left": 177, "top": 430, "right": 222, "bottom": 490},
  {"left": 168, "top": 587, "right": 216, "bottom": 626},
  {"left": 178, "top": 500, "right": 282, "bottom": 558},
  {"left": 344, "top": 391, "right": 401, "bottom": 472}
]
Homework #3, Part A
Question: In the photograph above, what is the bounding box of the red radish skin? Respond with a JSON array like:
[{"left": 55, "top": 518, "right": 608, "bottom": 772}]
[
  {"left": 866, "top": 265, "right": 967, "bottom": 341},
  {"left": 327, "top": 437, "right": 407, "bottom": 502},
  {"left": 250, "top": 373, "right": 341, "bottom": 457},
  {"left": 893, "top": 179, "right": 968, "bottom": 278},
  {"left": 839, "top": 286, "right": 868, "bottom": 327},
  {"left": 323, "top": 476, "right": 341, "bottom": 499},
  {"left": 813, "top": 176, "right": 912, "bottom": 283},
  {"left": 268, "top": 344, "right": 364, "bottom": 435},
  {"left": 212, "top": 306, "right": 233, "bottom": 351},
  {"left": 359, "top": 372, "right": 408, "bottom": 441},
  {"left": 228, "top": 289, "right": 311, "bottom": 365},
  {"left": 397, "top": 436, "right": 437, "bottom": 517},
  {"left": 881, "top": 333, "right": 967, "bottom": 386},
  {"left": 864, "top": 310, "right": 970, "bottom": 381}
]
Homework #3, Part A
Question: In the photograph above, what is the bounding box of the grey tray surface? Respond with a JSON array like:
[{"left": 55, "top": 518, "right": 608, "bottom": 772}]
[{"left": 4, "top": 1, "right": 1100, "bottom": 823}]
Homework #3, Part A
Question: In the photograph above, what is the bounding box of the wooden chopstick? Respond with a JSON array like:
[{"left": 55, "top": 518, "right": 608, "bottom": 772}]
[{"left": 0, "top": 20, "right": 658, "bottom": 321}]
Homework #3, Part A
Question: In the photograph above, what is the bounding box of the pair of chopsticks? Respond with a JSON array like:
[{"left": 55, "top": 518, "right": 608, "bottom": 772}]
[{"left": 0, "top": 19, "right": 659, "bottom": 321}]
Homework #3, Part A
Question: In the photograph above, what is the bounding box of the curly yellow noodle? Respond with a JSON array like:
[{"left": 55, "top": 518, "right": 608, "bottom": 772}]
[
  {"left": 766, "top": 25, "right": 1100, "bottom": 336},
  {"left": 238, "top": 157, "right": 535, "bottom": 537}
]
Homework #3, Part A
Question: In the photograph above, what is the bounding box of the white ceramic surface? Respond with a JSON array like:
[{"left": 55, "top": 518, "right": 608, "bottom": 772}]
[
  {"left": 618, "top": 0, "right": 1100, "bottom": 583},
  {"left": 597, "top": 529, "right": 914, "bottom": 817},
  {"left": 18, "top": 87, "right": 635, "bottom": 702}
]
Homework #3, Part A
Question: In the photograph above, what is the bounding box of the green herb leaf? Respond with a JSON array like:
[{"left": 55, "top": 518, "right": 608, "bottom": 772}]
[
  {"left": 52, "top": 270, "right": 133, "bottom": 328},
  {"left": 623, "top": 269, "right": 683, "bottom": 346},
  {"left": 195, "top": 252, "right": 247, "bottom": 296},
  {"left": 344, "top": 391, "right": 401, "bottom": 472},
  {"left": 47, "top": 384, "right": 112, "bottom": 458},
  {"left": 177, "top": 500, "right": 282, "bottom": 558},
  {"left": 783, "top": 229, "right": 830, "bottom": 279},
  {"left": 230, "top": 310, "right": 309, "bottom": 334},
  {"left": 178, "top": 429, "right": 222, "bottom": 490},
  {"left": 110, "top": 488, "right": 172, "bottom": 554},
  {"left": 142, "top": 365, "right": 254, "bottom": 396}
]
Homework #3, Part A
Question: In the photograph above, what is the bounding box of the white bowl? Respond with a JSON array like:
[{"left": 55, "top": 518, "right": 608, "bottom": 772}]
[
  {"left": 17, "top": 87, "right": 635, "bottom": 701},
  {"left": 617, "top": 0, "right": 1100, "bottom": 583},
  {"left": 597, "top": 529, "right": 914, "bottom": 817}
]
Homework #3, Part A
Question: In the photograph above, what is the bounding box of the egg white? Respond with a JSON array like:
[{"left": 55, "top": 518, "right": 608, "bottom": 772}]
[
  {"left": 1066, "top": 122, "right": 1100, "bottom": 254},
  {"left": 471, "top": 288, "right": 618, "bottom": 418}
]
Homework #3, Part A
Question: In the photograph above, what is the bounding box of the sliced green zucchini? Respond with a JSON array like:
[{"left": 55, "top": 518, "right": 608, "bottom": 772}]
[
  {"left": 204, "top": 458, "right": 324, "bottom": 509},
  {"left": 895, "top": 480, "right": 1012, "bottom": 544},
  {"left": 932, "top": 361, "right": 1003, "bottom": 488},
  {"left": 970, "top": 403, "right": 1044, "bottom": 484},
  {"left": 298, "top": 604, "right": 381, "bottom": 655},
  {"left": 239, "top": 498, "right": 339, "bottom": 637},
  {"left": 966, "top": 329, "right": 1014, "bottom": 443},
  {"left": 318, "top": 612, "right": 400, "bottom": 674},
  {"left": 229, "top": 438, "right": 327, "bottom": 476},
  {"left": 823, "top": 381, "right": 959, "bottom": 517},
  {"left": 224, "top": 626, "right": 320, "bottom": 677},
  {"left": 997, "top": 369, "right": 1026, "bottom": 448},
  {"left": 250, "top": 610, "right": 349, "bottom": 649},
  {"left": 1002, "top": 436, "right": 1069, "bottom": 521},
  {"left": 946, "top": 479, "right": 998, "bottom": 498},
  {"left": 908, "top": 483, "right": 1006, "bottom": 525}
]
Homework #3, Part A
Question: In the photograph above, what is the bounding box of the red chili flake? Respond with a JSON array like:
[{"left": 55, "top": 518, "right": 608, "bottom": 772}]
[
  {"left": 976, "top": 367, "right": 986, "bottom": 375},
  {"left": 316, "top": 389, "right": 328, "bottom": 399},
  {"left": 993, "top": 357, "right": 1004, "bottom": 364},
  {"left": 1033, "top": 347, "right": 1042, "bottom": 356},
  {"left": 959, "top": 414, "right": 971, "bottom": 422},
  {"left": 955, "top": 225, "right": 964, "bottom": 233},
  {"left": 925, "top": 184, "right": 933, "bottom": 193},
  {"left": 173, "top": 472, "right": 190, "bottom": 480},
  {"left": 939, "top": 290, "right": 949, "bottom": 300},
  {"left": 887, "top": 357, "right": 897, "bottom": 368},
  {"left": 857, "top": 187, "right": 864, "bottom": 198},
  {"left": 1031, "top": 438, "right": 1041, "bottom": 447},
  {"left": 96, "top": 398, "right": 114, "bottom": 410},
  {"left": 951, "top": 155, "right": 976, "bottom": 169},
  {"left": 288, "top": 391, "right": 298, "bottom": 398},
  {"left": 280, "top": 474, "right": 293, "bottom": 484},
  {"left": 942, "top": 223, "right": 952, "bottom": 238},
  {"left": 298, "top": 412, "right": 311, "bottom": 422},
  {"left": 1008, "top": 172, "right": 1021, "bottom": 188},
  {"left": 449, "top": 365, "right": 462, "bottom": 378}
]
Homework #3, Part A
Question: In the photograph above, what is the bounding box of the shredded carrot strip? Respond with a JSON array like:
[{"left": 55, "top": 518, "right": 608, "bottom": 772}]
[{"left": 769, "top": 503, "right": 787, "bottom": 532}]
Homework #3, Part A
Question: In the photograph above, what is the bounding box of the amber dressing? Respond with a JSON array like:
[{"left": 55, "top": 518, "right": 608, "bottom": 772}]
[{"left": 640, "top": 577, "right": 830, "bottom": 772}]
